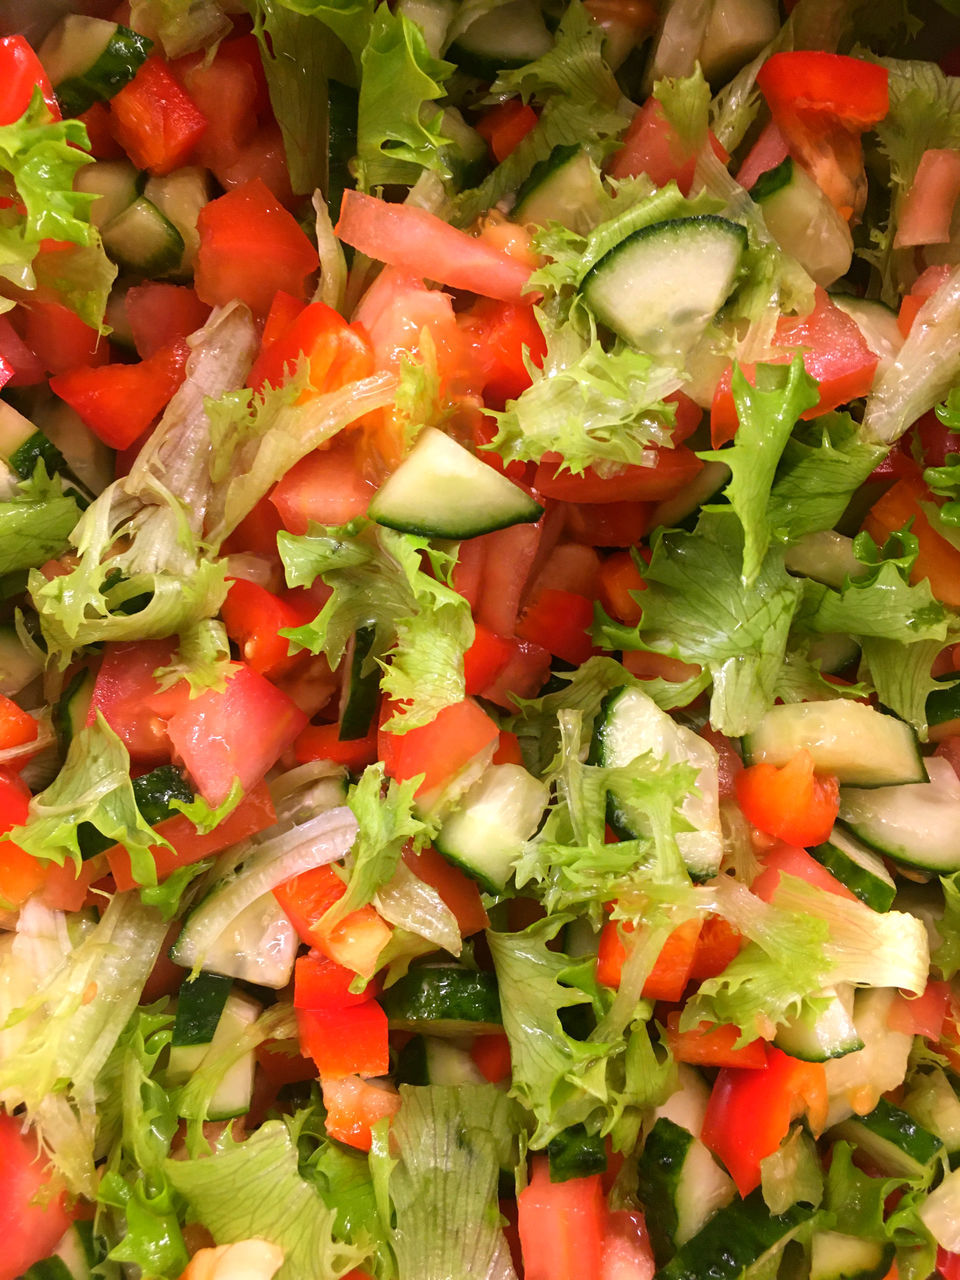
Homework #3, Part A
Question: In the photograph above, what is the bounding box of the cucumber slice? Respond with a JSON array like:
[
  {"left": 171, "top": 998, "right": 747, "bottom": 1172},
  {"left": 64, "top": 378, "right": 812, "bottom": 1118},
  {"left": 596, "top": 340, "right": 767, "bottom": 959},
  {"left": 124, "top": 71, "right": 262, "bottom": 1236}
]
[
  {"left": 40, "top": 17, "right": 152, "bottom": 115},
  {"left": 751, "top": 158, "right": 853, "bottom": 288},
  {"left": 396, "top": 1034, "right": 486, "bottom": 1086},
  {"left": 926, "top": 674, "right": 960, "bottom": 742},
  {"left": 449, "top": 0, "right": 553, "bottom": 78},
  {"left": 823, "top": 988, "right": 913, "bottom": 1128},
  {"left": 784, "top": 531, "right": 864, "bottom": 589},
  {"left": 774, "top": 985, "right": 863, "bottom": 1062},
  {"left": 839, "top": 755, "right": 960, "bottom": 873},
  {"left": 0, "top": 400, "right": 68, "bottom": 482},
  {"left": 102, "top": 196, "right": 185, "bottom": 278},
  {"left": 581, "top": 216, "right": 747, "bottom": 358},
  {"left": 74, "top": 159, "right": 141, "bottom": 231},
  {"left": 809, "top": 829, "right": 896, "bottom": 912},
  {"left": 653, "top": 1187, "right": 814, "bottom": 1280},
  {"left": 435, "top": 762, "right": 549, "bottom": 892},
  {"left": 382, "top": 966, "right": 502, "bottom": 1034},
  {"left": 742, "top": 700, "right": 926, "bottom": 787},
  {"left": 548, "top": 1125, "right": 607, "bottom": 1182},
  {"left": 144, "top": 167, "right": 210, "bottom": 275},
  {"left": 368, "top": 427, "right": 543, "bottom": 538},
  {"left": 830, "top": 1097, "right": 943, "bottom": 1178},
  {"left": 902, "top": 1067, "right": 960, "bottom": 1168},
  {"left": 0, "top": 623, "right": 43, "bottom": 697},
  {"left": 831, "top": 296, "right": 904, "bottom": 382},
  {"left": 54, "top": 668, "right": 95, "bottom": 752},
  {"left": 638, "top": 1115, "right": 735, "bottom": 1263},
  {"left": 513, "top": 145, "right": 605, "bottom": 235},
  {"left": 172, "top": 970, "right": 232, "bottom": 1049},
  {"left": 590, "top": 685, "right": 722, "bottom": 880},
  {"left": 809, "top": 1232, "right": 894, "bottom": 1280},
  {"left": 170, "top": 988, "right": 261, "bottom": 1120}
]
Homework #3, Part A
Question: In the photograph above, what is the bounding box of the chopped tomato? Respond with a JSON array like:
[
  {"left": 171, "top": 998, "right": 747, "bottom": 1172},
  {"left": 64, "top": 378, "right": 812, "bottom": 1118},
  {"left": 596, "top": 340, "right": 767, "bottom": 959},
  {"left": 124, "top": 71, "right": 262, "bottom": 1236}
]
[
  {"left": 750, "top": 842, "right": 858, "bottom": 905},
  {"left": 864, "top": 468, "right": 960, "bottom": 608},
  {"left": 294, "top": 719, "right": 380, "bottom": 771},
  {"left": 75, "top": 101, "right": 122, "bottom": 158},
  {"left": 88, "top": 639, "right": 190, "bottom": 764},
  {"left": 379, "top": 697, "right": 500, "bottom": 798},
  {"left": 221, "top": 578, "right": 315, "bottom": 677},
  {"left": 0, "top": 1111, "right": 76, "bottom": 1280},
  {"left": 294, "top": 949, "right": 379, "bottom": 1011},
  {"left": 735, "top": 750, "right": 840, "bottom": 848},
  {"left": 475, "top": 98, "right": 539, "bottom": 163},
  {"left": 895, "top": 148, "right": 960, "bottom": 248},
  {"left": 177, "top": 40, "right": 259, "bottom": 174},
  {"left": 621, "top": 650, "right": 703, "bottom": 683},
  {"left": 270, "top": 436, "right": 376, "bottom": 533},
  {"left": 464, "top": 625, "right": 513, "bottom": 695},
  {"left": 403, "top": 844, "right": 490, "bottom": 937},
  {"left": 336, "top": 190, "right": 534, "bottom": 304},
  {"left": 0, "top": 316, "right": 45, "bottom": 385},
  {"left": 598, "top": 550, "right": 646, "bottom": 625},
  {"left": 21, "top": 300, "right": 108, "bottom": 375},
  {"left": 480, "top": 637, "right": 553, "bottom": 710},
  {"left": 321, "top": 1074, "right": 401, "bottom": 1151},
  {"left": 566, "top": 501, "right": 653, "bottom": 549},
  {"left": 194, "top": 178, "right": 319, "bottom": 320},
  {"left": 493, "top": 730, "right": 525, "bottom": 765},
  {"left": 601, "top": 1210, "right": 655, "bottom": 1280},
  {"left": 518, "top": 1158, "right": 606, "bottom": 1280},
  {"left": 458, "top": 297, "right": 547, "bottom": 409},
  {"left": 247, "top": 299, "right": 374, "bottom": 395},
  {"left": 297, "top": 1000, "right": 389, "bottom": 1077},
  {"left": 598, "top": 916, "right": 701, "bottom": 1000},
  {"left": 534, "top": 447, "right": 703, "bottom": 503},
  {"left": 166, "top": 661, "right": 307, "bottom": 805},
  {"left": 0, "top": 35, "right": 59, "bottom": 125},
  {"left": 0, "top": 694, "right": 37, "bottom": 753},
  {"left": 470, "top": 1032, "right": 512, "bottom": 1083},
  {"left": 106, "top": 780, "right": 276, "bottom": 891},
  {"left": 124, "top": 282, "right": 211, "bottom": 358},
  {"left": 517, "top": 587, "right": 596, "bottom": 666},
  {"left": 736, "top": 120, "right": 789, "bottom": 192},
  {"left": 221, "top": 493, "right": 285, "bottom": 559},
  {"left": 701, "top": 1044, "right": 828, "bottom": 1195},
  {"left": 50, "top": 339, "right": 190, "bottom": 449},
  {"left": 886, "top": 980, "right": 951, "bottom": 1041},
  {"left": 214, "top": 121, "right": 295, "bottom": 207},
  {"left": 665, "top": 1014, "right": 768, "bottom": 1068},
  {"left": 472, "top": 519, "right": 546, "bottom": 637},
  {"left": 109, "top": 54, "right": 208, "bottom": 176},
  {"left": 608, "top": 96, "right": 728, "bottom": 192}
]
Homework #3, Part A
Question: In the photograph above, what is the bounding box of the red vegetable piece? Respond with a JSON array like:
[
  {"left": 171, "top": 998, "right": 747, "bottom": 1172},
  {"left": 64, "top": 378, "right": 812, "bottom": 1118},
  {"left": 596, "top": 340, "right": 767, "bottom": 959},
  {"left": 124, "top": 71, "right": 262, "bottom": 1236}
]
[
  {"left": 534, "top": 447, "right": 703, "bottom": 503},
  {"left": 517, "top": 587, "right": 595, "bottom": 666},
  {"left": 378, "top": 697, "right": 500, "bottom": 799},
  {"left": 750, "top": 842, "right": 857, "bottom": 904},
  {"left": 518, "top": 1158, "right": 606, "bottom": 1280},
  {"left": 458, "top": 296, "right": 547, "bottom": 409},
  {"left": 297, "top": 1000, "right": 389, "bottom": 1077},
  {"left": 403, "top": 844, "right": 490, "bottom": 937},
  {"left": 320, "top": 1074, "right": 401, "bottom": 1151},
  {"left": 21, "top": 300, "right": 108, "bottom": 375},
  {"left": 736, "top": 752, "right": 840, "bottom": 849},
  {"left": 294, "top": 950, "right": 379, "bottom": 1011},
  {"left": 109, "top": 54, "right": 208, "bottom": 176},
  {"left": 0, "top": 1111, "right": 75, "bottom": 1280},
  {"left": 470, "top": 1032, "right": 512, "bottom": 1083},
  {"left": 665, "top": 1014, "right": 768, "bottom": 1069},
  {"left": 124, "top": 282, "right": 211, "bottom": 358},
  {"left": 0, "top": 35, "right": 60, "bottom": 124},
  {"left": 608, "top": 96, "right": 728, "bottom": 192},
  {"left": 475, "top": 98, "right": 539, "bottom": 163},
  {"left": 88, "top": 639, "right": 189, "bottom": 764}
]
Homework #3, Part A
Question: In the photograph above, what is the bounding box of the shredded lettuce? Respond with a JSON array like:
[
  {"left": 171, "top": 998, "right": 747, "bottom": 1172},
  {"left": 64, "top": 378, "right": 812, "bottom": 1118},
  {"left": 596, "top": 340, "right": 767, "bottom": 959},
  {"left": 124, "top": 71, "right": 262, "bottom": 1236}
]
[
  {"left": 388, "top": 1085, "right": 520, "bottom": 1280},
  {"left": 152, "top": 617, "right": 233, "bottom": 697},
  {"left": 0, "top": 461, "right": 81, "bottom": 575}
]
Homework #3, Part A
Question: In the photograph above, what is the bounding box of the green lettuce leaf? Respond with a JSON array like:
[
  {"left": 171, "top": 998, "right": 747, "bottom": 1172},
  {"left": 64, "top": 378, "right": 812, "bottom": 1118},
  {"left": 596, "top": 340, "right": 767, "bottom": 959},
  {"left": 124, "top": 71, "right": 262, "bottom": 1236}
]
[
  {"left": 933, "top": 870, "right": 960, "bottom": 981},
  {"left": 280, "top": 519, "right": 473, "bottom": 732},
  {"left": 152, "top": 617, "right": 233, "bottom": 698},
  {"left": 356, "top": 7, "right": 454, "bottom": 190},
  {"left": 700, "top": 359, "right": 820, "bottom": 584},
  {"left": 389, "top": 1084, "right": 519, "bottom": 1280},
  {"left": 0, "top": 462, "right": 80, "bottom": 575},
  {"left": 597, "top": 510, "right": 802, "bottom": 736},
  {"left": 267, "top": 0, "right": 374, "bottom": 68},
  {"left": 4, "top": 715, "right": 170, "bottom": 883},
  {"left": 165, "top": 1120, "right": 365, "bottom": 1280}
]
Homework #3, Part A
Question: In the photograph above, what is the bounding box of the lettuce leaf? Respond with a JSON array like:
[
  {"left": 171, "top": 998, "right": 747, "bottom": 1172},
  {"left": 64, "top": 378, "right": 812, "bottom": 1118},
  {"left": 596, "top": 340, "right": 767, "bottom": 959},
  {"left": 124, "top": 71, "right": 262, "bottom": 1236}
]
[
  {"left": 355, "top": 7, "right": 454, "bottom": 190},
  {"left": 165, "top": 1120, "right": 365, "bottom": 1280},
  {"left": 388, "top": 1085, "right": 519, "bottom": 1280},
  {"left": 280, "top": 519, "right": 473, "bottom": 732},
  {"left": 597, "top": 510, "right": 802, "bottom": 736},
  {"left": 130, "top": 0, "right": 231, "bottom": 57},
  {"left": 152, "top": 618, "right": 233, "bottom": 698},
  {"left": 0, "top": 461, "right": 80, "bottom": 575},
  {"left": 267, "top": 0, "right": 374, "bottom": 68}
]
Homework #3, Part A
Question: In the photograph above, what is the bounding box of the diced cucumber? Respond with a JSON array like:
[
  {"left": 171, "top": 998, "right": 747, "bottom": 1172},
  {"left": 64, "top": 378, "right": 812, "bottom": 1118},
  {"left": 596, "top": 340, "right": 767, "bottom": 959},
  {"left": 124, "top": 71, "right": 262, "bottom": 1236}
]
[
  {"left": 926, "top": 674, "right": 960, "bottom": 742},
  {"left": 338, "top": 626, "right": 380, "bottom": 741},
  {"left": 830, "top": 1097, "right": 943, "bottom": 1178},
  {"left": 368, "top": 426, "right": 543, "bottom": 538},
  {"left": 823, "top": 988, "right": 913, "bottom": 1128},
  {"left": 805, "top": 632, "right": 861, "bottom": 676},
  {"left": 697, "top": 0, "right": 779, "bottom": 83},
  {"left": 513, "top": 145, "right": 605, "bottom": 234},
  {"left": 74, "top": 159, "right": 141, "bottom": 231},
  {"left": 193, "top": 893, "right": 299, "bottom": 989},
  {"left": 839, "top": 755, "right": 960, "bottom": 873},
  {"left": 784, "top": 531, "right": 864, "bottom": 589},
  {"left": 382, "top": 966, "right": 502, "bottom": 1034},
  {"left": 40, "top": 17, "right": 152, "bottom": 115},
  {"left": 652, "top": 1187, "right": 815, "bottom": 1280},
  {"left": 831, "top": 296, "right": 904, "bottom": 382},
  {"left": 102, "top": 196, "right": 185, "bottom": 278},
  {"left": 751, "top": 158, "right": 853, "bottom": 288},
  {"left": 437, "top": 107, "right": 488, "bottom": 190},
  {"left": 396, "top": 0, "right": 456, "bottom": 57},
  {"left": 396, "top": 1034, "right": 486, "bottom": 1086},
  {"left": 449, "top": 0, "right": 553, "bottom": 78},
  {"left": 590, "top": 685, "right": 722, "bottom": 880},
  {"left": 54, "top": 667, "right": 95, "bottom": 751},
  {"left": 638, "top": 1116, "right": 735, "bottom": 1263},
  {"left": 809, "top": 829, "right": 896, "bottom": 912},
  {"left": 19, "top": 1219, "right": 108, "bottom": 1280},
  {"left": 774, "top": 984, "right": 863, "bottom": 1062},
  {"left": 902, "top": 1067, "right": 960, "bottom": 1168},
  {"left": 172, "top": 971, "right": 232, "bottom": 1049},
  {"left": 809, "top": 1232, "right": 894, "bottom": 1280},
  {"left": 76, "top": 763, "right": 192, "bottom": 859},
  {"left": 144, "top": 167, "right": 210, "bottom": 274},
  {"left": 435, "top": 762, "right": 549, "bottom": 892},
  {"left": 580, "top": 216, "right": 747, "bottom": 359},
  {"left": 548, "top": 1124, "right": 607, "bottom": 1182},
  {"left": 28, "top": 398, "right": 115, "bottom": 498},
  {"left": 742, "top": 700, "right": 926, "bottom": 787},
  {"left": 650, "top": 458, "right": 730, "bottom": 532},
  {"left": 0, "top": 400, "right": 68, "bottom": 482},
  {"left": 170, "top": 989, "right": 261, "bottom": 1120},
  {"left": 919, "top": 1165, "right": 960, "bottom": 1251},
  {"left": 0, "top": 624, "right": 43, "bottom": 697}
]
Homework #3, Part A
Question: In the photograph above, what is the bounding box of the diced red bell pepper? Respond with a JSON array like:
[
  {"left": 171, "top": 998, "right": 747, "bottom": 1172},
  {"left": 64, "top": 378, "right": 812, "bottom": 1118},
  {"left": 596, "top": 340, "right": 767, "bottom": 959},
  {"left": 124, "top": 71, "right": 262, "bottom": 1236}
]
[
  {"left": 403, "top": 844, "right": 490, "bottom": 937},
  {"left": 321, "top": 1074, "right": 401, "bottom": 1151},
  {"left": 194, "top": 178, "right": 319, "bottom": 320},
  {"left": 49, "top": 339, "right": 190, "bottom": 449},
  {"left": 109, "top": 54, "right": 208, "bottom": 176},
  {"left": 736, "top": 752, "right": 840, "bottom": 849},
  {"left": 597, "top": 916, "right": 702, "bottom": 1001},
  {"left": 88, "top": 639, "right": 191, "bottom": 764},
  {"left": 0, "top": 1111, "right": 76, "bottom": 1280},
  {"left": 608, "top": 96, "right": 728, "bottom": 191},
  {"left": 710, "top": 290, "right": 878, "bottom": 446},
  {"left": 166, "top": 661, "right": 307, "bottom": 806},
  {"left": 518, "top": 1158, "right": 606, "bottom": 1280},
  {"left": 270, "top": 436, "right": 376, "bottom": 533},
  {"left": 493, "top": 730, "right": 525, "bottom": 765},
  {"left": 939, "top": 1249, "right": 960, "bottom": 1280},
  {"left": 687, "top": 913, "right": 743, "bottom": 979},
  {"left": 701, "top": 1043, "right": 828, "bottom": 1196},
  {"left": 475, "top": 98, "right": 539, "bottom": 163},
  {"left": 124, "top": 282, "right": 211, "bottom": 358},
  {"left": 214, "top": 120, "right": 295, "bottom": 207},
  {"left": 565, "top": 501, "right": 653, "bottom": 549},
  {"left": 470, "top": 1032, "right": 512, "bottom": 1084},
  {"left": 0, "top": 35, "right": 60, "bottom": 124},
  {"left": 864, "top": 468, "right": 960, "bottom": 609},
  {"left": 258, "top": 290, "right": 306, "bottom": 357},
  {"left": 378, "top": 697, "right": 500, "bottom": 798},
  {"left": 75, "top": 101, "right": 122, "bottom": 158},
  {"left": 220, "top": 578, "right": 314, "bottom": 678},
  {"left": 297, "top": 1000, "right": 389, "bottom": 1077},
  {"left": 273, "top": 863, "right": 346, "bottom": 939},
  {"left": 597, "top": 551, "right": 646, "bottom": 625},
  {"left": 517, "top": 587, "right": 595, "bottom": 666},
  {"left": 457, "top": 296, "right": 547, "bottom": 409},
  {"left": 21, "top": 300, "right": 108, "bottom": 375},
  {"left": 750, "top": 841, "right": 857, "bottom": 904},
  {"left": 533, "top": 447, "right": 703, "bottom": 503},
  {"left": 665, "top": 1014, "right": 768, "bottom": 1069},
  {"left": 0, "top": 695, "right": 37, "bottom": 753},
  {"left": 106, "top": 780, "right": 276, "bottom": 891},
  {"left": 464, "top": 624, "right": 514, "bottom": 695},
  {"left": 247, "top": 299, "right": 374, "bottom": 396},
  {"left": 294, "top": 719, "right": 380, "bottom": 771},
  {"left": 273, "top": 863, "right": 392, "bottom": 978},
  {"left": 294, "top": 949, "right": 379, "bottom": 1011},
  {"left": 255, "top": 1038, "right": 317, "bottom": 1087}
]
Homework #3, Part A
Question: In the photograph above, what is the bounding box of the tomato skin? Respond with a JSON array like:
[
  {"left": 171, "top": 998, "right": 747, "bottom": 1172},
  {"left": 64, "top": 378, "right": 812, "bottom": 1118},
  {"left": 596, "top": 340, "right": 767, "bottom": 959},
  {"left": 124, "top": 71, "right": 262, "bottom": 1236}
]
[
  {"left": 270, "top": 437, "right": 376, "bottom": 533},
  {"left": 518, "top": 1158, "right": 606, "bottom": 1280},
  {"left": 470, "top": 1032, "right": 512, "bottom": 1083},
  {"left": 194, "top": 179, "right": 319, "bottom": 320},
  {"left": 166, "top": 661, "right": 307, "bottom": 806},
  {"left": 736, "top": 120, "right": 789, "bottom": 191},
  {"left": 21, "top": 301, "right": 108, "bottom": 375},
  {"left": 176, "top": 41, "right": 259, "bottom": 175},
  {"left": 88, "top": 639, "right": 190, "bottom": 764},
  {"left": 378, "top": 697, "right": 500, "bottom": 798},
  {"left": 0, "top": 1111, "right": 76, "bottom": 1280},
  {"left": 735, "top": 750, "right": 840, "bottom": 848},
  {"left": 475, "top": 99, "right": 539, "bottom": 163},
  {"left": 220, "top": 578, "right": 314, "bottom": 678},
  {"left": 598, "top": 551, "right": 646, "bottom": 624},
  {"left": 0, "top": 694, "right": 38, "bottom": 754},
  {"left": 886, "top": 981, "right": 951, "bottom": 1041},
  {"left": 533, "top": 447, "right": 703, "bottom": 503},
  {"left": 0, "top": 35, "right": 60, "bottom": 125},
  {"left": 109, "top": 55, "right": 208, "bottom": 176},
  {"left": 939, "top": 1249, "right": 960, "bottom": 1280},
  {"left": 750, "top": 842, "right": 857, "bottom": 905},
  {"left": 608, "top": 96, "right": 727, "bottom": 191},
  {"left": 294, "top": 719, "right": 380, "bottom": 771},
  {"left": 457, "top": 297, "right": 547, "bottom": 408},
  {"left": 517, "top": 587, "right": 595, "bottom": 666},
  {"left": 124, "top": 282, "right": 210, "bottom": 358},
  {"left": 0, "top": 316, "right": 45, "bottom": 385},
  {"left": 403, "top": 844, "right": 490, "bottom": 937}
]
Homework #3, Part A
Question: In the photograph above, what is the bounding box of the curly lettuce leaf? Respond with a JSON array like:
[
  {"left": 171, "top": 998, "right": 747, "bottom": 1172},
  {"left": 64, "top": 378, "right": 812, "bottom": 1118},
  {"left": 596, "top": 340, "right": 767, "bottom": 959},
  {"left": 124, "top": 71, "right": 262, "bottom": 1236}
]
[{"left": 0, "top": 461, "right": 81, "bottom": 575}]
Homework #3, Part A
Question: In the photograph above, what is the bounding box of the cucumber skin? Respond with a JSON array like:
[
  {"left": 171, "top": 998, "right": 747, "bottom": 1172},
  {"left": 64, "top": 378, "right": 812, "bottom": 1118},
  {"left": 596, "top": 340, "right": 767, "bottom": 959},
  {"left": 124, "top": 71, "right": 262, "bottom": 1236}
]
[
  {"left": 653, "top": 1189, "right": 815, "bottom": 1280},
  {"left": 382, "top": 967, "right": 502, "bottom": 1031},
  {"left": 55, "top": 25, "right": 153, "bottom": 116}
]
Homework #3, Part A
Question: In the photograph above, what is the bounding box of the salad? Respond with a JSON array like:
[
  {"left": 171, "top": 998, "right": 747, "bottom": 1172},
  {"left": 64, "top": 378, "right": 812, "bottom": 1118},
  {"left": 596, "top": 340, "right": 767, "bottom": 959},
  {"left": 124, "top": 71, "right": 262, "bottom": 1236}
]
[{"left": 2, "top": 0, "right": 960, "bottom": 1277}]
